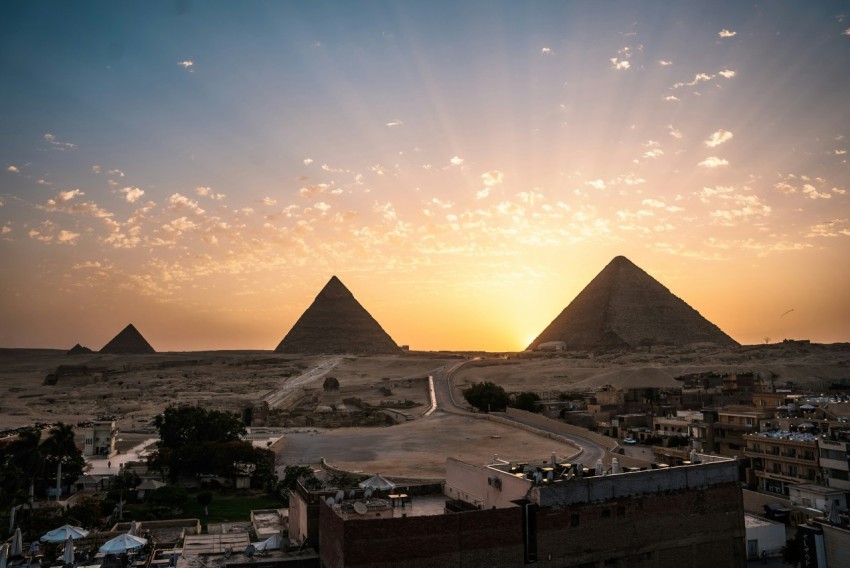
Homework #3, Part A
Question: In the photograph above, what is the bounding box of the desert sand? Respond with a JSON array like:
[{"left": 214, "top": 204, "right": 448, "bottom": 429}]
[{"left": 1, "top": 342, "right": 848, "bottom": 477}]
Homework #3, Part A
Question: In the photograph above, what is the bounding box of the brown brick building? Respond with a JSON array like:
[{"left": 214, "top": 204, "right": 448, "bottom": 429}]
[{"left": 318, "top": 457, "right": 746, "bottom": 567}]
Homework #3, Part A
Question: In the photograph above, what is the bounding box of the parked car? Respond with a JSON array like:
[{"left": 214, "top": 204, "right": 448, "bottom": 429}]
[{"left": 623, "top": 437, "right": 637, "bottom": 445}]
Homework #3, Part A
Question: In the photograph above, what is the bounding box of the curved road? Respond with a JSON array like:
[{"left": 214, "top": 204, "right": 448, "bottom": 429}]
[{"left": 431, "top": 359, "right": 609, "bottom": 468}]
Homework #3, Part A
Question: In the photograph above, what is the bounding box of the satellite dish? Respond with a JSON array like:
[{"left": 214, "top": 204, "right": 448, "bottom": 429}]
[
  {"left": 353, "top": 502, "right": 368, "bottom": 515},
  {"left": 326, "top": 497, "right": 335, "bottom": 506},
  {"left": 335, "top": 490, "right": 345, "bottom": 502}
]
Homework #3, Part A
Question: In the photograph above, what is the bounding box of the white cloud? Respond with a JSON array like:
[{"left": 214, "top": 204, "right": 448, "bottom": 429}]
[
  {"left": 541, "top": 47, "right": 552, "bottom": 54},
  {"left": 299, "top": 183, "right": 330, "bottom": 197},
  {"left": 450, "top": 156, "right": 464, "bottom": 166},
  {"left": 610, "top": 58, "right": 630, "bottom": 70},
  {"left": 802, "top": 184, "right": 831, "bottom": 199},
  {"left": 178, "top": 60, "right": 194, "bottom": 70},
  {"left": 834, "top": 149, "right": 847, "bottom": 155},
  {"left": 386, "top": 120, "right": 403, "bottom": 127},
  {"left": 260, "top": 197, "right": 277, "bottom": 206},
  {"left": 659, "top": 60, "right": 673, "bottom": 66},
  {"left": 586, "top": 179, "right": 606, "bottom": 190},
  {"left": 6, "top": 165, "right": 19, "bottom": 173},
  {"left": 72, "top": 260, "right": 102, "bottom": 269},
  {"left": 43, "top": 132, "right": 76, "bottom": 150},
  {"left": 843, "top": 28, "right": 850, "bottom": 36},
  {"left": 698, "top": 156, "right": 729, "bottom": 168},
  {"left": 92, "top": 165, "right": 102, "bottom": 174},
  {"left": 303, "top": 158, "right": 313, "bottom": 165},
  {"left": 642, "top": 199, "right": 666, "bottom": 208},
  {"left": 667, "top": 125, "right": 683, "bottom": 139},
  {"left": 774, "top": 182, "right": 796, "bottom": 194},
  {"left": 57, "top": 230, "right": 80, "bottom": 244},
  {"left": 108, "top": 168, "right": 125, "bottom": 177},
  {"left": 718, "top": 29, "right": 737, "bottom": 38},
  {"left": 664, "top": 95, "right": 680, "bottom": 102},
  {"left": 168, "top": 193, "right": 205, "bottom": 214},
  {"left": 718, "top": 69, "right": 736, "bottom": 78},
  {"left": 705, "top": 129, "right": 734, "bottom": 147},
  {"left": 481, "top": 170, "right": 504, "bottom": 187},
  {"left": 476, "top": 188, "right": 491, "bottom": 200},
  {"left": 195, "top": 186, "right": 225, "bottom": 200},
  {"left": 58, "top": 189, "right": 84, "bottom": 202},
  {"left": 121, "top": 186, "right": 145, "bottom": 203}
]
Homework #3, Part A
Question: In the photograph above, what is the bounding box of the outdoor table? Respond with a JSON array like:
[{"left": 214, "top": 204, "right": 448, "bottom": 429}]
[{"left": 387, "top": 493, "right": 408, "bottom": 507}]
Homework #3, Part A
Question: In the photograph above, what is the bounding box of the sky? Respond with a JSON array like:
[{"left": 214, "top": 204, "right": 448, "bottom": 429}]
[{"left": 1, "top": 1, "right": 849, "bottom": 352}]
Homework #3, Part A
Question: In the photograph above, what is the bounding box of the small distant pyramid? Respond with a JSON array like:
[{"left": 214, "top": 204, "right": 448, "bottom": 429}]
[
  {"left": 66, "top": 343, "right": 93, "bottom": 355},
  {"left": 527, "top": 256, "right": 738, "bottom": 351},
  {"left": 275, "top": 276, "right": 401, "bottom": 355},
  {"left": 100, "top": 324, "right": 156, "bottom": 354}
]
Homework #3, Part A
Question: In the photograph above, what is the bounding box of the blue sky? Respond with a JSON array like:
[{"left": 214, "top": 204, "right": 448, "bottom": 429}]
[{"left": 2, "top": 1, "right": 849, "bottom": 351}]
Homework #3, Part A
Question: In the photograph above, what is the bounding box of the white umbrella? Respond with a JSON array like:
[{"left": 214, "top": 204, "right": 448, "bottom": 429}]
[
  {"left": 62, "top": 536, "right": 74, "bottom": 566},
  {"left": 1, "top": 543, "right": 9, "bottom": 568},
  {"left": 10, "top": 529, "right": 23, "bottom": 556},
  {"left": 98, "top": 534, "right": 147, "bottom": 554},
  {"left": 41, "top": 524, "right": 89, "bottom": 543},
  {"left": 357, "top": 473, "right": 396, "bottom": 491}
]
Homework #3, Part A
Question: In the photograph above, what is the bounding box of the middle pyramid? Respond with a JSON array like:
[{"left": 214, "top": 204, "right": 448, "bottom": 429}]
[{"left": 275, "top": 276, "right": 402, "bottom": 355}]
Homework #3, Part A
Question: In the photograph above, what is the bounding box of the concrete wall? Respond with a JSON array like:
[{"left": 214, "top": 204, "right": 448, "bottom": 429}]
[
  {"left": 817, "top": 522, "right": 850, "bottom": 568},
  {"left": 534, "top": 459, "right": 739, "bottom": 507},
  {"left": 444, "top": 457, "right": 530, "bottom": 509},
  {"left": 745, "top": 515, "right": 786, "bottom": 558}
]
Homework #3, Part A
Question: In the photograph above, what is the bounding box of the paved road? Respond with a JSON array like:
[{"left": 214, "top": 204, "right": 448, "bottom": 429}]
[{"left": 434, "top": 359, "right": 610, "bottom": 468}]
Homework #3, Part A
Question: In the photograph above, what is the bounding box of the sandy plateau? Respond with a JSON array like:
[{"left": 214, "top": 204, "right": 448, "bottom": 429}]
[{"left": 1, "top": 342, "right": 849, "bottom": 478}]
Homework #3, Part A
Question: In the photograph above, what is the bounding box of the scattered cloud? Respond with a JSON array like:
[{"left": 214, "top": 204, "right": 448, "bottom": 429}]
[
  {"left": 168, "top": 193, "right": 205, "bottom": 215},
  {"left": 664, "top": 95, "right": 680, "bottom": 102},
  {"left": 667, "top": 125, "right": 683, "bottom": 139},
  {"left": 178, "top": 60, "right": 194, "bottom": 71},
  {"left": 303, "top": 158, "right": 313, "bottom": 165},
  {"left": 57, "top": 230, "right": 80, "bottom": 244},
  {"left": 386, "top": 120, "right": 403, "bottom": 127},
  {"left": 705, "top": 129, "right": 734, "bottom": 147},
  {"left": 43, "top": 132, "right": 76, "bottom": 150},
  {"left": 450, "top": 156, "right": 464, "bottom": 166},
  {"left": 92, "top": 165, "right": 102, "bottom": 174},
  {"left": 610, "top": 58, "right": 630, "bottom": 70},
  {"left": 58, "top": 189, "right": 84, "bottom": 202},
  {"left": 834, "top": 149, "right": 847, "bottom": 155},
  {"left": 481, "top": 170, "right": 504, "bottom": 187},
  {"left": 108, "top": 168, "right": 125, "bottom": 177},
  {"left": 843, "top": 28, "right": 850, "bottom": 36},
  {"left": 121, "top": 186, "right": 145, "bottom": 203},
  {"left": 802, "top": 184, "right": 831, "bottom": 199},
  {"left": 672, "top": 69, "right": 736, "bottom": 89},
  {"left": 718, "top": 29, "right": 737, "bottom": 38},
  {"left": 299, "top": 183, "right": 330, "bottom": 198},
  {"left": 195, "top": 186, "right": 225, "bottom": 200},
  {"left": 659, "top": 60, "right": 673, "bottom": 66},
  {"left": 6, "top": 165, "right": 19, "bottom": 173},
  {"left": 718, "top": 69, "right": 736, "bottom": 78},
  {"left": 260, "top": 197, "right": 277, "bottom": 206},
  {"left": 586, "top": 179, "right": 606, "bottom": 190},
  {"left": 541, "top": 47, "right": 552, "bottom": 54},
  {"left": 698, "top": 156, "right": 729, "bottom": 168}
]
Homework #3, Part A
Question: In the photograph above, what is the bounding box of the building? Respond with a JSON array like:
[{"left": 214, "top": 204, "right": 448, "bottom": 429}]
[
  {"left": 819, "top": 435, "right": 850, "bottom": 492},
  {"left": 789, "top": 484, "right": 847, "bottom": 516},
  {"left": 319, "top": 455, "right": 745, "bottom": 567},
  {"left": 703, "top": 406, "right": 775, "bottom": 457},
  {"left": 744, "top": 431, "right": 821, "bottom": 495},
  {"left": 744, "top": 514, "right": 786, "bottom": 560},
  {"left": 83, "top": 420, "right": 117, "bottom": 457}
]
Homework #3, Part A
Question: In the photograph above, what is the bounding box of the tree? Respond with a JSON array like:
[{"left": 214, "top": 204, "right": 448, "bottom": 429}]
[
  {"left": 463, "top": 382, "right": 510, "bottom": 413},
  {"left": 43, "top": 423, "right": 85, "bottom": 492},
  {"left": 149, "top": 405, "right": 249, "bottom": 481},
  {"left": 197, "top": 491, "right": 213, "bottom": 516},
  {"left": 510, "top": 392, "right": 541, "bottom": 412},
  {"left": 781, "top": 534, "right": 803, "bottom": 567}
]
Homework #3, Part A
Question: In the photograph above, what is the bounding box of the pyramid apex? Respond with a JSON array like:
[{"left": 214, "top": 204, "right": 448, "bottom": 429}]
[{"left": 100, "top": 323, "right": 156, "bottom": 354}]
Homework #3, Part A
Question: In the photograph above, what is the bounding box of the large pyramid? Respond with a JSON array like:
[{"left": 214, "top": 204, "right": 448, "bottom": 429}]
[
  {"left": 100, "top": 324, "right": 156, "bottom": 354},
  {"left": 275, "top": 276, "right": 402, "bottom": 355},
  {"left": 527, "top": 256, "right": 738, "bottom": 351}
]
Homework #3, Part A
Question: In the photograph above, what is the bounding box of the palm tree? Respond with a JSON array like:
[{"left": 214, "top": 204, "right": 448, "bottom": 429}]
[{"left": 43, "top": 423, "right": 84, "bottom": 493}]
